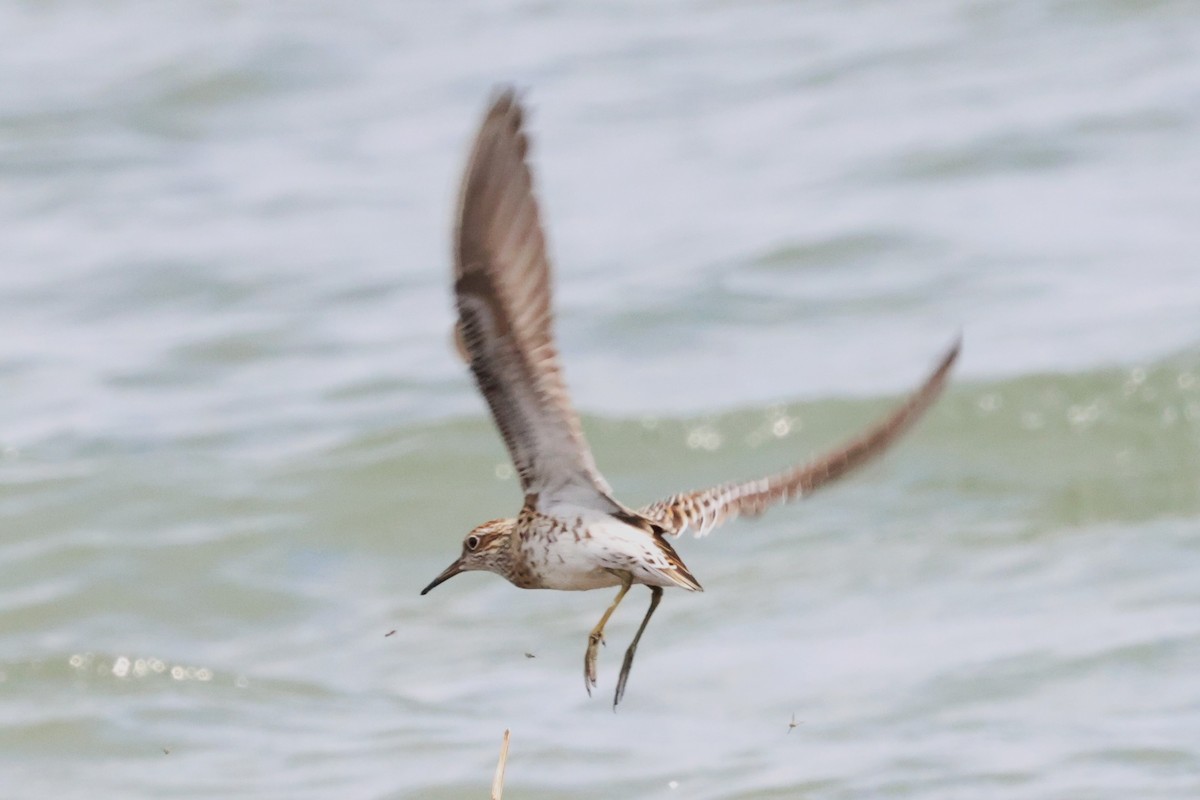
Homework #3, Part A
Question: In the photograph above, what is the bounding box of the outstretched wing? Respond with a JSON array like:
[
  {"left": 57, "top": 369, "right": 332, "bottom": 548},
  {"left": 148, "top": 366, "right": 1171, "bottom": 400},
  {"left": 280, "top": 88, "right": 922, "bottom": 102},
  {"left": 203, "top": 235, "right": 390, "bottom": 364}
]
[
  {"left": 640, "top": 338, "right": 961, "bottom": 537},
  {"left": 454, "top": 88, "right": 620, "bottom": 512}
]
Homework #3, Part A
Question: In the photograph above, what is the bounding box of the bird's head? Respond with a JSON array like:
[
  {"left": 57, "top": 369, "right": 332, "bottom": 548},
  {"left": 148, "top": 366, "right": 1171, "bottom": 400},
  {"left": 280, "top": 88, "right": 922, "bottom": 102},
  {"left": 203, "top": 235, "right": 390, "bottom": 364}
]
[{"left": 420, "top": 518, "right": 514, "bottom": 594}]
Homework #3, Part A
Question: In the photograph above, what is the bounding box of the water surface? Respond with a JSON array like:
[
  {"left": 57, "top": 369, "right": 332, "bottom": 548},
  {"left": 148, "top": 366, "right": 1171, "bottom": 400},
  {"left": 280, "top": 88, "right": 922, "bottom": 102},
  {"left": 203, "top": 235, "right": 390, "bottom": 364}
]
[{"left": 2, "top": 1, "right": 1200, "bottom": 798}]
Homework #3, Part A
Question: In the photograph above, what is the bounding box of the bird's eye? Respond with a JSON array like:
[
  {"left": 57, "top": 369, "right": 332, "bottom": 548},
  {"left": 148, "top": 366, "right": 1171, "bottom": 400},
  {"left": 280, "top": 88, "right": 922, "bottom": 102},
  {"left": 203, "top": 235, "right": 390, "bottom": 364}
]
[{"left": 466, "top": 535, "right": 480, "bottom": 551}]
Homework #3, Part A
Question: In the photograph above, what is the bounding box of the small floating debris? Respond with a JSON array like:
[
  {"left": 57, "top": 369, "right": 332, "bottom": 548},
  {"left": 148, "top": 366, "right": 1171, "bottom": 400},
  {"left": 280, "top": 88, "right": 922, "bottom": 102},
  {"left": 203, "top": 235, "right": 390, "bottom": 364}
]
[{"left": 492, "top": 729, "right": 511, "bottom": 800}]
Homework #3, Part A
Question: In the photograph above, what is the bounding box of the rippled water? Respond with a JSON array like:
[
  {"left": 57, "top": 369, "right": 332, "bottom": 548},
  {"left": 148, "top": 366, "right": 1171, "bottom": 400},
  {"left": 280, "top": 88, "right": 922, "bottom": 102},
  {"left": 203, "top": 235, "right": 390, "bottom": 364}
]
[{"left": 3, "top": 1, "right": 1200, "bottom": 798}]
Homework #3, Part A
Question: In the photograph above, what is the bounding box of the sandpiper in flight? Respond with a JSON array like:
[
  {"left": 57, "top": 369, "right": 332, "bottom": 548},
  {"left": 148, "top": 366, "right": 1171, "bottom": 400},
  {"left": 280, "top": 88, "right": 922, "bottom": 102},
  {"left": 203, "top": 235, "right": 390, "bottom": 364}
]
[{"left": 421, "top": 88, "right": 961, "bottom": 707}]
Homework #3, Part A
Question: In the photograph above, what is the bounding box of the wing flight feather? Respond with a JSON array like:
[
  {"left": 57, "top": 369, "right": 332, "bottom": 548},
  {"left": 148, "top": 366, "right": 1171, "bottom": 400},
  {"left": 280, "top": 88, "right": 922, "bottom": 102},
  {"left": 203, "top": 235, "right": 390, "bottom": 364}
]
[
  {"left": 640, "top": 339, "right": 961, "bottom": 537},
  {"left": 454, "top": 89, "right": 619, "bottom": 511}
]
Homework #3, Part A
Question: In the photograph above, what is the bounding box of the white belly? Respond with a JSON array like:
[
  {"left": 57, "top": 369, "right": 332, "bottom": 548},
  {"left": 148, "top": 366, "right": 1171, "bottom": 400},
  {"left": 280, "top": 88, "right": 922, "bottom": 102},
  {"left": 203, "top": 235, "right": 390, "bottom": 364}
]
[{"left": 516, "top": 508, "right": 686, "bottom": 591}]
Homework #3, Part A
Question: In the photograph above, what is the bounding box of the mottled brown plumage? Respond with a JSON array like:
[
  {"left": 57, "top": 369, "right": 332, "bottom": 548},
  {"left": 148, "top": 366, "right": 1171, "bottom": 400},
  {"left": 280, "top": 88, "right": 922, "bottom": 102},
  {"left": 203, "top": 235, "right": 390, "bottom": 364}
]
[{"left": 421, "top": 88, "right": 961, "bottom": 707}]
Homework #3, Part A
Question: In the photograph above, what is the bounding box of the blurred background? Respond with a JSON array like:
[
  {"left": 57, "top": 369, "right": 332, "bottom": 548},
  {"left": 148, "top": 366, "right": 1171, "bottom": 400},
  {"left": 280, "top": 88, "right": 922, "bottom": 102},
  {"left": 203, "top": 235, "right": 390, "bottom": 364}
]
[{"left": 2, "top": 1, "right": 1199, "bottom": 798}]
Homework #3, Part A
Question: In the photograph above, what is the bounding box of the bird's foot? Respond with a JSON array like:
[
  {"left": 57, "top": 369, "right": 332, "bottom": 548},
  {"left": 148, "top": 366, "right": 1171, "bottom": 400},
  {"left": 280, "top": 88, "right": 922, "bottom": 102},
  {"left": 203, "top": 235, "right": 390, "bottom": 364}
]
[
  {"left": 583, "top": 631, "right": 605, "bottom": 695},
  {"left": 613, "top": 643, "right": 638, "bottom": 709}
]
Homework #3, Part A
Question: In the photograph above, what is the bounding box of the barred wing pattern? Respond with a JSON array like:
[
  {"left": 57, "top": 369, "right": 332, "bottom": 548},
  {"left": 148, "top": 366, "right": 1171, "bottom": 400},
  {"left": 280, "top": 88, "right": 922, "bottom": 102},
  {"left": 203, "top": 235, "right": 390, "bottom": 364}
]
[
  {"left": 640, "top": 339, "right": 960, "bottom": 538},
  {"left": 455, "top": 90, "right": 619, "bottom": 511}
]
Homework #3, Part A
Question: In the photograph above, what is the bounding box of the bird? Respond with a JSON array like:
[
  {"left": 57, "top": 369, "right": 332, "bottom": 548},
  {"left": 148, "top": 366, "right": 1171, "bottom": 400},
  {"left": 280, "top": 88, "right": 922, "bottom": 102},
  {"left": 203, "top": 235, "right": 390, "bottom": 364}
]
[{"left": 420, "top": 88, "right": 960, "bottom": 708}]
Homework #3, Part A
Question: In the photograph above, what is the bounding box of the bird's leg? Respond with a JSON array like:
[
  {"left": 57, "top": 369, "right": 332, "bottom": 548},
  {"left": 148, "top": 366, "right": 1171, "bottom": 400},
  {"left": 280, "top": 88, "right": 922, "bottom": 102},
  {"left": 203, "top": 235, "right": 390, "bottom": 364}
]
[
  {"left": 584, "top": 572, "right": 633, "bottom": 695},
  {"left": 613, "top": 585, "right": 663, "bottom": 709}
]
